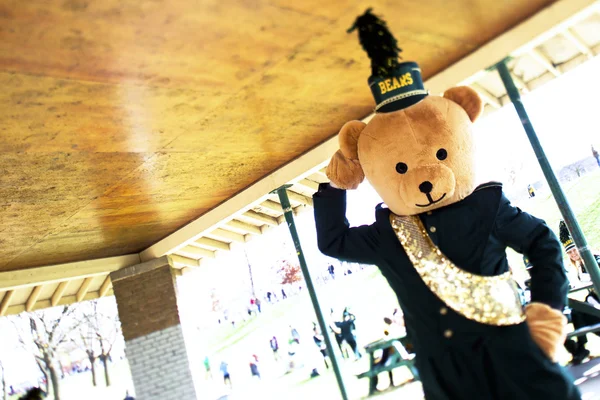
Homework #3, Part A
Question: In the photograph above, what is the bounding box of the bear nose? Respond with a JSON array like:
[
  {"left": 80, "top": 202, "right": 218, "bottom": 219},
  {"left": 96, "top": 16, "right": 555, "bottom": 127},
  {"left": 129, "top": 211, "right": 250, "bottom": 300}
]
[{"left": 419, "top": 181, "right": 433, "bottom": 194}]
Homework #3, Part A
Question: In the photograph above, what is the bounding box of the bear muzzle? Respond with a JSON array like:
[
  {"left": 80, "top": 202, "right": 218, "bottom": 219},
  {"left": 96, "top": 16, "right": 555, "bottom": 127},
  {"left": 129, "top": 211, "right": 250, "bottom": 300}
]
[{"left": 402, "top": 164, "right": 456, "bottom": 209}]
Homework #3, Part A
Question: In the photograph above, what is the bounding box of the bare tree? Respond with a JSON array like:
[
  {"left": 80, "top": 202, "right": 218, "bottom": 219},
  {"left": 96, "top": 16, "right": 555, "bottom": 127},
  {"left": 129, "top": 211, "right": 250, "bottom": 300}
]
[
  {"left": 12, "top": 305, "right": 78, "bottom": 400},
  {"left": 0, "top": 359, "right": 7, "bottom": 400},
  {"left": 76, "top": 299, "right": 122, "bottom": 387},
  {"left": 277, "top": 260, "right": 303, "bottom": 286}
]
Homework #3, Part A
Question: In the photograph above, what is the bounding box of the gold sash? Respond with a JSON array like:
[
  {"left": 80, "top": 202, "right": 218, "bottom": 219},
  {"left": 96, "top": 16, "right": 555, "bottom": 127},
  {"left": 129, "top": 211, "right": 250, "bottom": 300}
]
[{"left": 390, "top": 214, "right": 526, "bottom": 326}]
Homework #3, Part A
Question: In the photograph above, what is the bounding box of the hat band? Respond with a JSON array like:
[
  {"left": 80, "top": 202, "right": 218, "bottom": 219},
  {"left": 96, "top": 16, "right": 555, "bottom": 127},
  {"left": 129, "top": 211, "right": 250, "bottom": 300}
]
[{"left": 375, "top": 89, "right": 428, "bottom": 112}]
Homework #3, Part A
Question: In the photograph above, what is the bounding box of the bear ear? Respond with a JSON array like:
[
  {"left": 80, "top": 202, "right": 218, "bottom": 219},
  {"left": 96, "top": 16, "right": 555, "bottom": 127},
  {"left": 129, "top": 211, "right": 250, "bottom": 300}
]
[
  {"left": 443, "top": 86, "right": 483, "bottom": 123},
  {"left": 339, "top": 120, "right": 367, "bottom": 160}
]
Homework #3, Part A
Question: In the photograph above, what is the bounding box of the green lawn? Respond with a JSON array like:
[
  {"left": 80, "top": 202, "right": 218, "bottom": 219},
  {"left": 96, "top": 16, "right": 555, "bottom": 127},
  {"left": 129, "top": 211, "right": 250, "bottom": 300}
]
[{"left": 506, "top": 170, "right": 600, "bottom": 278}]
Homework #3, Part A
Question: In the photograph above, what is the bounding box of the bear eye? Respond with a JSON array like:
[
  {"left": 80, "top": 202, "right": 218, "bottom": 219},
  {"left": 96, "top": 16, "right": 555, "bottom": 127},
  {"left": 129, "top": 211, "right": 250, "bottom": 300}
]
[
  {"left": 436, "top": 148, "right": 448, "bottom": 160},
  {"left": 395, "top": 162, "right": 408, "bottom": 174}
]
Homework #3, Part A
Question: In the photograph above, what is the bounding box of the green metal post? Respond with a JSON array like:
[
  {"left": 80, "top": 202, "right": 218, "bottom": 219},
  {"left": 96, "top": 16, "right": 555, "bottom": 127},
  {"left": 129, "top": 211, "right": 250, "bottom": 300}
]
[
  {"left": 275, "top": 186, "right": 349, "bottom": 400},
  {"left": 495, "top": 59, "right": 600, "bottom": 295}
]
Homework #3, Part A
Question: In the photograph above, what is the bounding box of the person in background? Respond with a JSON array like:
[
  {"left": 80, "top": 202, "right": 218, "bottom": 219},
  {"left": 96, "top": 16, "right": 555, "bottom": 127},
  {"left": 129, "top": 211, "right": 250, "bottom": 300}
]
[
  {"left": 560, "top": 221, "right": 600, "bottom": 365},
  {"left": 255, "top": 297, "right": 262, "bottom": 313},
  {"left": 592, "top": 145, "right": 599, "bottom": 167},
  {"left": 203, "top": 355, "right": 212, "bottom": 380},
  {"left": 336, "top": 309, "right": 361, "bottom": 360},
  {"left": 328, "top": 264, "right": 335, "bottom": 279},
  {"left": 312, "top": 323, "right": 330, "bottom": 369},
  {"left": 527, "top": 184, "right": 536, "bottom": 198},
  {"left": 249, "top": 354, "right": 261, "bottom": 379},
  {"left": 329, "top": 309, "right": 346, "bottom": 358},
  {"left": 220, "top": 360, "right": 232, "bottom": 388},
  {"left": 18, "top": 388, "right": 45, "bottom": 400},
  {"left": 270, "top": 335, "right": 280, "bottom": 361}
]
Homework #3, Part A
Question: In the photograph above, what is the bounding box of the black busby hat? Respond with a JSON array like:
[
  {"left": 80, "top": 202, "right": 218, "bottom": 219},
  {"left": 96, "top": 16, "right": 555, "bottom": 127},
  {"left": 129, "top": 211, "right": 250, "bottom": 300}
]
[
  {"left": 559, "top": 220, "right": 576, "bottom": 252},
  {"left": 348, "top": 8, "right": 428, "bottom": 113}
]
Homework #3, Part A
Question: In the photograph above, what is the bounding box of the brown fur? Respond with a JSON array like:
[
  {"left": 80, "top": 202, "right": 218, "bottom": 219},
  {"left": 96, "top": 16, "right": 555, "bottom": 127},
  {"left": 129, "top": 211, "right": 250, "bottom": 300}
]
[
  {"left": 525, "top": 303, "right": 567, "bottom": 362},
  {"left": 326, "top": 86, "right": 562, "bottom": 359},
  {"left": 327, "top": 86, "right": 481, "bottom": 216}
]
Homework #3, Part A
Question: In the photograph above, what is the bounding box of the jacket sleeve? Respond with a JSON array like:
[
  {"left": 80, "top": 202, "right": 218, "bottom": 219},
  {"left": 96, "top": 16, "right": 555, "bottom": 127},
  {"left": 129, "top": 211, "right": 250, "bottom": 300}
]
[
  {"left": 494, "top": 193, "right": 568, "bottom": 310},
  {"left": 313, "top": 183, "right": 381, "bottom": 265}
]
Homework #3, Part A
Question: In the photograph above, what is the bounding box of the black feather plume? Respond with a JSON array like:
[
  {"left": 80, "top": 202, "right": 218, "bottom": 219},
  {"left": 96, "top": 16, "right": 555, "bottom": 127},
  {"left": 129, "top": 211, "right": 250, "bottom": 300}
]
[
  {"left": 347, "top": 8, "right": 402, "bottom": 77},
  {"left": 559, "top": 220, "right": 571, "bottom": 243}
]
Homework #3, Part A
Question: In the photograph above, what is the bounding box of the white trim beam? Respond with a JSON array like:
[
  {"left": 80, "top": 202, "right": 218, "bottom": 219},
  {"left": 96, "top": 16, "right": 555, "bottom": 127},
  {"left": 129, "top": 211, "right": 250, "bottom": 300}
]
[
  {"left": 470, "top": 83, "right": 501, "bottom": 108},
  {"left": 286, "top": 190, "right": 314, "bottom": 207},
  {"left": 208, "top": 228, "right": 246, "bottom": 243},
  {"left": 226, "top": 220, "right": 263, "bottom": 235},
  {"left": 177, "top": 246, "right": 216, "bottom": 259},
  {"left": 76, "top": 277, "right": 94, "bottom": 302},
  {"left": 242, "top": 210, "right": 279, "bottom": 226},
  {"left": 259, "top": 200, "right": 283, "bottom": 213},
  {"left": 99, "top": 276, "right": 112, "bottom": 298},
  {"left": 169, "top": 254, "right": 202, "bottom": 268},
  {"left": 6, "top": 289, "right": 115, "bottom": 317},
  {"left": 444, "top": 0, "right": 598, "bottom": 92},
  {"left": 26, "top": 286, "right": 43, "bottom": 312},
  {"left": 296, "top": 179, "right": 320, "bottom": 191},
  {"left": 0, "top": 290, "right": 15, "bottom": 317},
  {"left": 562, "top": 28, "right": 594, "bottom": 59},
  {"left": 0, "top": 254, "right": 140, "bottom": 291},
  {"left": 193, "top": 237, "right": 231, "bottom": 251},
  {"left": 528, "top": 48, "right": 561, "bottom": 77},
  {"left": 51, "top": 281, "right": 69, "bottom": 307}
]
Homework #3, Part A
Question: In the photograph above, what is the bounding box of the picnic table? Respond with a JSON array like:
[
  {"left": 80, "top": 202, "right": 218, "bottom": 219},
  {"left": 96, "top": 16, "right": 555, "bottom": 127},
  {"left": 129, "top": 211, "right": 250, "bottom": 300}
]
[{"left": 357, "top": 336, "right": 419, "bottom": 396}]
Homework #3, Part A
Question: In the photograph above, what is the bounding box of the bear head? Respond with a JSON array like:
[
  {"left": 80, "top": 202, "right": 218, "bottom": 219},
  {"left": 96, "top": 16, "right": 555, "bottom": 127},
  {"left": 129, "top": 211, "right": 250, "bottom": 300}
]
[{"left": 327, "top": 86, "right": 483, "bottom": 216}]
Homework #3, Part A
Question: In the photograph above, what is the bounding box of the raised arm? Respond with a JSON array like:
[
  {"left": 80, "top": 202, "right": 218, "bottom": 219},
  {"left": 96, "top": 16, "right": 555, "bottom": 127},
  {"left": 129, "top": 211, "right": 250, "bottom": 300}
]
[
  {"left": 313, "top": 183, "right": 381, "bottom": 265},
  {"left": 494, "top": 193, "right": 568, "bottom": 310}
]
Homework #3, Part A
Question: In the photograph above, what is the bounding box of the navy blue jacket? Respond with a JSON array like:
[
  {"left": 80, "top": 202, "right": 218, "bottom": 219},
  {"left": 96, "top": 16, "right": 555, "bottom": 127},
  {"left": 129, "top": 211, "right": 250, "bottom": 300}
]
[{"left": 314, "top": 182, "right": 578, "bottom": 400}]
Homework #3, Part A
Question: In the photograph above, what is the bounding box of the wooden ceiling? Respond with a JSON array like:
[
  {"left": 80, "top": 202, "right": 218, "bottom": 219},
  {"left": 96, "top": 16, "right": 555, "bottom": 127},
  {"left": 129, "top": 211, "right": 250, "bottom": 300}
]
[{"left": 0, "top": 0, "right": 559, "bottom": 272}]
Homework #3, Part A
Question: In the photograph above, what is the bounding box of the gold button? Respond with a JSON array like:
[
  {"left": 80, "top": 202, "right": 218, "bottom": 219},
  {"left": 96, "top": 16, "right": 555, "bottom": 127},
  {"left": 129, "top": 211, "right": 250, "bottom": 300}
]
[
  {"left": 427, "top": 211, "right": 433, "bottom": 216},
  {"left": 444, "top": 329, "right": 453, "bottom": 338},
  {"left": 430, "top": 226, "right": 437, "bottom": 233},
  {"left": 440, "top": 307, "right": 448, "bottom": 315}
]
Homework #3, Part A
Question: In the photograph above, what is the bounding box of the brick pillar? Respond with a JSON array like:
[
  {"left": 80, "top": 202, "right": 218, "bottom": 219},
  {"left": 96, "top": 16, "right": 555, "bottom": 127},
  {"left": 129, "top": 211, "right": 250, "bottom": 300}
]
[{"left": 111, "top": 257, "right": 197, "bottom": 400}]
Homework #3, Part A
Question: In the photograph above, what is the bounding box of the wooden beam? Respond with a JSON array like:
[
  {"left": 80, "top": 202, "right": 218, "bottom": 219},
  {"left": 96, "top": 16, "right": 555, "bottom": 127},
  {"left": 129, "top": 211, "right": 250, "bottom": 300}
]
[
  {"left": 193, "top": 237, "right": 231, "bottom": 251},
  {"left": 296, "top": 178, "right": 320, "bottom": 191},
  {"left": 562, "top": 28, "right": 594, "bottom": 60},
  {"left": 309, "top": 171, "right": 329, "bottom": 183},
  {"left": 242, "top": 210, "right": 279, "bottom": 226},
  {"left": 99, "top": 276, "right": 112, "bottom": 298},
  {"left": 0, "top": 290, "right": 15, "bottom": 317},
  {"left": 208, "top": 228, "right": 246, "bottom": 243},
  {"left": 286, "top": 190, "right": 314, "bottom": 207},
  {"left": 436, "top": 0, "right": 598, "bottom": 92},
  {"left": 470, "top": 83, "right": 501, "bottom": 108},
  {"left": 259, "top": 200, "right": 283, "bottom": 213},
  {"left": 25, "top": 286, "right": 43, "bottom": 312},
  {"left": 170, "top": 254, "right": 202, "bottom": 267},
  {"left": 0, "top": 254, "right": 140, "bottom": 292},
  {"left": 177, "top": 246, "right": 216, "bottom": 259},
  {"left": 76, "top": 277, "right": 94, "bottom": 302},
  {"left": 226, "top": 220, "right": 263, "bottom": 235},
  {"left": 51, "top": 281, "right": 69, "bottom": 307},
  {"left": 528, "top": 48, "right": 561, "bottom": 77},
  {"left": 6, "top": 289, "right": 116, "bottom": 317},
  {"left": 140, "top": 0, "right": 597, "bottom": 262}
]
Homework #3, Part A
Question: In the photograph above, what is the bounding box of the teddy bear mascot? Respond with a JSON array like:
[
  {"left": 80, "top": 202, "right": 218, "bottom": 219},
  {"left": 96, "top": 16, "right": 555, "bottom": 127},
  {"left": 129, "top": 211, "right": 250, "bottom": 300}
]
[{"left": 313, "top": 9, "right": 580, "bottom": 400}]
